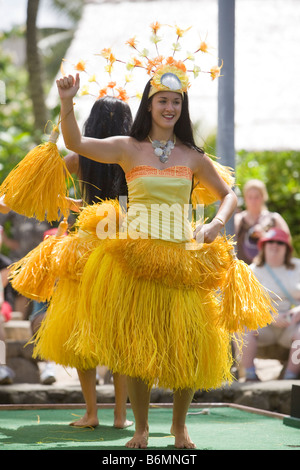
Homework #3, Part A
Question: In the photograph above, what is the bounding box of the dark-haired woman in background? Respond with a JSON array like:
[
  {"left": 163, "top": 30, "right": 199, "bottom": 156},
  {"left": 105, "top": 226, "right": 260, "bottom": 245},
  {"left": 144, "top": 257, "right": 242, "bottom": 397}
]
[{"left": 65, "top": 96, "right": 130, "bottom": 207}]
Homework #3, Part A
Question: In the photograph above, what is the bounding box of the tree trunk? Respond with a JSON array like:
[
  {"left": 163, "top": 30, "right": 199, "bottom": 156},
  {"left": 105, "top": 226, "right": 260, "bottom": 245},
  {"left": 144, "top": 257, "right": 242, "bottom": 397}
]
[{"left": 26, "top": 0, "right": 48, "bottom": 132}]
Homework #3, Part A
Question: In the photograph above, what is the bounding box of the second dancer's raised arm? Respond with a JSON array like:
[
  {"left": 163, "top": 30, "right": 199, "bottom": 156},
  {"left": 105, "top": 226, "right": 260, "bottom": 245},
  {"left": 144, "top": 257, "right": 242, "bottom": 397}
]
[{"left": 57, "top": 73, "right": 128, "bottom": 166}]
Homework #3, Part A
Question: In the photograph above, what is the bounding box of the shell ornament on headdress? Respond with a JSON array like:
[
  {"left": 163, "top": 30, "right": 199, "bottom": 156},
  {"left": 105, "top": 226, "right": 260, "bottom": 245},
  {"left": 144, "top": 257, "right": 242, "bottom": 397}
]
[{"left": 65, "top": 22, "right": 223, "bottom": 102}]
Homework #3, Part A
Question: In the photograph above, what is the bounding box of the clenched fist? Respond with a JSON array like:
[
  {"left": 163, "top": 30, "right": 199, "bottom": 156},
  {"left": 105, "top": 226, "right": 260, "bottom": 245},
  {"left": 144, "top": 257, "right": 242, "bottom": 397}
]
[{"left": 56, "top": 73, "right": 80, "bottom": 100}]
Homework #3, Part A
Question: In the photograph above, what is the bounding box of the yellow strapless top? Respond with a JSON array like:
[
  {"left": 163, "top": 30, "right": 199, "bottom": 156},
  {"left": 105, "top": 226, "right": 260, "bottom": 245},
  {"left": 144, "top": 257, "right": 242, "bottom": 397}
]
[{"left": 122, "top": 165, "right": 194, "bottom": 243}]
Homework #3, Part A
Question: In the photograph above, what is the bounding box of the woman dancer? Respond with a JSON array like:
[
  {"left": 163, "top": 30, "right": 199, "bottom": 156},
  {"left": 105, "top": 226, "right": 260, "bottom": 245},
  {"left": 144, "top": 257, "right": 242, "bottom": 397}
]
[
  {"left": 11, "top": 95, "right": 133, "bottom": 429},
  {"left": 33, "top": 26, "right": 275, "bottom": 449}
]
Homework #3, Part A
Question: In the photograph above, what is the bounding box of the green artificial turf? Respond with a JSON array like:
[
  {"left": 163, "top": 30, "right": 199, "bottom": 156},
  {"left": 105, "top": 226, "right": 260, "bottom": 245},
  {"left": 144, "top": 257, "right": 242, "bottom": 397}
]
[{"left": 0, "top": 405, "right": 299, "bottom": 451}]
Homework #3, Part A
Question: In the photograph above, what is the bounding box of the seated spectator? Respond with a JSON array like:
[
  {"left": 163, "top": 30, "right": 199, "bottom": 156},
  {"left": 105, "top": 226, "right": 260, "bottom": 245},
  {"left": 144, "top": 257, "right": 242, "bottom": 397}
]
[
  {"left": 240, "top": 228, "right": 300, "bottom": 381},
  {"left": 235, "top": 179, "right": 290, "bottom": 264},
  {"left": 0, "top": 312, "right": 15, "bottom": 385},
  {"left": 0, "top": 212, "right": 52, "bottom": 318},
  {"left": 28, "top": 223, "right": 68, "bottom": 385},
  {"left": 0, "top": 239, "right": 15, "bottom": 322},
  {"left": 30, "top": 300, "right": 57, "bottom": 385},
  {"left": 0, "top": 225, "right": 15, "bottom": 384}
]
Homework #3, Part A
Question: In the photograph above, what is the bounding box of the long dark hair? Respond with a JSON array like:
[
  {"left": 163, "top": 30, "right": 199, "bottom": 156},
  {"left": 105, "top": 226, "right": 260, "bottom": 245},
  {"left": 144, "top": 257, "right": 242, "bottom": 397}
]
[
  {"left": 130, "top": 79, "right": 203, "bottom": 154},
  {"left": 79, "top": 96, "right": 132, "bottom": 204}
]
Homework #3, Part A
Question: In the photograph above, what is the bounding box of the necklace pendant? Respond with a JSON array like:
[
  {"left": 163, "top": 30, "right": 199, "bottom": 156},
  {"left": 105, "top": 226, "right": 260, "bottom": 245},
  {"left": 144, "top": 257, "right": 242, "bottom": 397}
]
[
  {"left": 148, "top": 134, "right": 176, "bottom": 164},
  {"left": 154, "top": 147, "right": 164, "bottom": 157},
  {"left": 159, "top": 154, "right": 169, "bottom": 163}
]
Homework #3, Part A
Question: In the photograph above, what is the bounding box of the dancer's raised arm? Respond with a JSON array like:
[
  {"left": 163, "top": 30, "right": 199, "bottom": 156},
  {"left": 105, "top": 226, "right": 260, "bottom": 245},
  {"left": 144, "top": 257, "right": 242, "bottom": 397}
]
[{"left": 57, "top": 74, "right": 128, "bottom": 165}]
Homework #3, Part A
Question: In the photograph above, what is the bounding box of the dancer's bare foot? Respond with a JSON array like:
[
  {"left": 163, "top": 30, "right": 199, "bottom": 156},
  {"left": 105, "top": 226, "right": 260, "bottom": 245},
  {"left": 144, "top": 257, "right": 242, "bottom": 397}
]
[
  {"left": 170, "top": 424, "right": 196, "bottom": 449},
  {"left": 125, "top": 428, "right": 149, "bottom": 449},
  {"left": 69, "top": 412, "right": 99, "bottom": 428},
  {"left": 114, "top": 417, "right": 134, "bottom": 429}
]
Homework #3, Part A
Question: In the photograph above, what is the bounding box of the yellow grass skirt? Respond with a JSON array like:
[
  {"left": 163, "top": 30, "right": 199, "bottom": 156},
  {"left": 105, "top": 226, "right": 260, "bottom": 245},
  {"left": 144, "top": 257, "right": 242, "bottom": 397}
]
[
  {"left": 30, "top": 202, "right": 276, "bottom": 391},
  {"left": 67, "top": 242, "right": 234, "bottom": 390},
  {"left": 30, "top": 230, "right": 102, "bottom": 368},
  {"left": 32, "top": 278, "right": 99, "bottom": 369},
  {"left": 33, "top": 237, "right": 273, "bottom": 391}
]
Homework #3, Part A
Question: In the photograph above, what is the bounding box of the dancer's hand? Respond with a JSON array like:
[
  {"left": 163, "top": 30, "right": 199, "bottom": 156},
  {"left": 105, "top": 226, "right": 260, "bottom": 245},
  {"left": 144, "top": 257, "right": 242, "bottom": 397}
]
[
  {"left": 194, "top": 219, "right": 223, "bottom": 244},
  {"left": 56, "top": 73, "right": 80, "bottom": 100},
  {"left": 56, "top": 218, "right": 69, "bottom": 237}
]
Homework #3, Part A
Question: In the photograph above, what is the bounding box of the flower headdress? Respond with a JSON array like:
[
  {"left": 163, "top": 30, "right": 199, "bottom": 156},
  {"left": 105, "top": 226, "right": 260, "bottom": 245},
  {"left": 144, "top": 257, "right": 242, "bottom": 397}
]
[
  {"left": 65, "top": 22, "right": 222, "bottom": 103},
  {"left": 0, "top": 23, "right": 223, "bottom": 222},
  {"left": 61, "top": 56, "right": 131, "bottom": 102},
  {"left": 123, "top": 22, "right": 223, "bottom": 98}
]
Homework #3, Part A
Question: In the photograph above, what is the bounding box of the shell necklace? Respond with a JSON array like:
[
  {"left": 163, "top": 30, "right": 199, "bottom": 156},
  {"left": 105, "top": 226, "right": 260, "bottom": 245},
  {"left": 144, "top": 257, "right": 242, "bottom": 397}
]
[{"left": 148, "top": 135, "right": 176, "bottom": 164}]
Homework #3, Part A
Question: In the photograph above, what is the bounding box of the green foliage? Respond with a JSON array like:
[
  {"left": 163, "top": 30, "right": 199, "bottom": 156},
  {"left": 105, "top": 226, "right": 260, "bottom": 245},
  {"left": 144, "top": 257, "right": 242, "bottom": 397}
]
[
  {"left": 201, "top": 133, "right": 300, "bottom": 254},
  {"left": 0, "top": 41, "right": 39, "bottom": 180},
  {"left": 0, "top": 18, "right": 74, "bottom": 180}
]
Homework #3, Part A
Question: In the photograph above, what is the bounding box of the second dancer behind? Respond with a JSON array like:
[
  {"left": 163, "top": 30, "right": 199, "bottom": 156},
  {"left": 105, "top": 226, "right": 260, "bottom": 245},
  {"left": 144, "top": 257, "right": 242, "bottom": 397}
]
[
  {"left": 64, "top": 96, "right": 133, "bottom": 428},
  {"left": 11, "top": 95, "right": 133, "bottom": 429}
]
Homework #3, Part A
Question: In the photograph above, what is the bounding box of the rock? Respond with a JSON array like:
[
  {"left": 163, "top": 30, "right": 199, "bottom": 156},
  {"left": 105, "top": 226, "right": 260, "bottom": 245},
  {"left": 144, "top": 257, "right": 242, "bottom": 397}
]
[
  {"left": 235, "top": 390, "right": 270, "bottom": 411},
  {"left": 6, "top": 340, "right": 40, "bottom": 384},
  {"left": 4, "top": 320, "right": 32, "bottom": 341}
]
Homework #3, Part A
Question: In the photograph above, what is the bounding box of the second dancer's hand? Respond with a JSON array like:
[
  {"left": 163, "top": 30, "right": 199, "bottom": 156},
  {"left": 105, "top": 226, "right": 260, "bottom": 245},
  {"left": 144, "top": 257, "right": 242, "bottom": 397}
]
[{"left": 56, "top": 73, "right": 80, "bottom": 100}]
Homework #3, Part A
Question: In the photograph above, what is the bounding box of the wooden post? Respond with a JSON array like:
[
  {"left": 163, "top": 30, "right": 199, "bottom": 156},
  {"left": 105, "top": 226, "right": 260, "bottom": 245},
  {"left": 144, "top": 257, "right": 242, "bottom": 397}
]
[{"left": 217, "top": 0, "right": 235, "bottom": 235}]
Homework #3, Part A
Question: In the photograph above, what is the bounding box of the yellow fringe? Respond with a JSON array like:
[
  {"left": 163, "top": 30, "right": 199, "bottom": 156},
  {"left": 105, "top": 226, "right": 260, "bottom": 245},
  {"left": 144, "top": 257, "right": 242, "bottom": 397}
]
[
  {"left": 50, "top": 229, "right": 100, "bottom": 280},
  {"left": 191, "top": 159, "right": 235, "bottom": 206},
  {"left": 65, "top": 248, "right": 234, "bottom": 390},
  {"left": 10, "top": 230, "right": 100, "bottom": 298},
  {"left": 102, "top": 235, "right": 233, "bottom": 289},
  {"left": 9, "top": 235, "right": 62, "bottom": 302},
  {"left": 219, "top": 258, "right": 277, "bottom": 333},
  {"left": 0, "top": 128, "right": 74, "bottom": 222},
  {"left": 60, "top": 233, "right": 276, "bottom": 388},
  {"left": 9, "top": 208, "right": 102, "bottom": 301},
  {"left": 32, "top": 279, "right": 98, "bottom": 369},
  {"left": 76, "top": 199, "right": 126, "bottom": 236}
]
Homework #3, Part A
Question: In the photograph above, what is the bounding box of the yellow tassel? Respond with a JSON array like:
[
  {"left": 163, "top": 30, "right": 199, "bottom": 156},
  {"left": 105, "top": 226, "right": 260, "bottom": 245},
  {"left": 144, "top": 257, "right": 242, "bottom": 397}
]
[
  {"left": 219, "top": 258, "right": 277, "bottom": 333},
  {"left": 50, "top": 229, "right": 100, "bottom": 280},
  {"left": 46, "top": 199, "right": 124, "bottom": 281},
  {"left": 9, "top": 234, "right": 61, "bottom": 302},
  {"left": 0, "top": 125, "right": 74, "bottom": 222},
  {"left": 76, "top": 199, "right": 126, "bottom": 236},
  {"left": 191, "top": 159, "right": 235, "bottom": 206},
  {"left": 9, "top": 200, "right": 109, "bottom": 300}
]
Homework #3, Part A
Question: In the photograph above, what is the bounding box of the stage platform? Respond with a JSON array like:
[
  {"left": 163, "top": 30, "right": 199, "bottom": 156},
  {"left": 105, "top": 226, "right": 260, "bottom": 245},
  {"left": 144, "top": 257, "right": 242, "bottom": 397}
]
[{"left": 0, "top": 403, "right": 299, "bottom": 451}]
